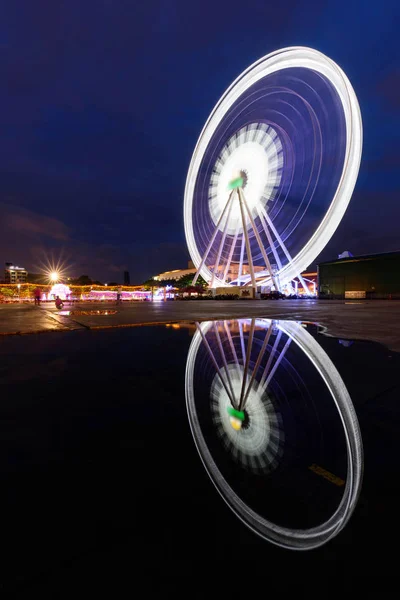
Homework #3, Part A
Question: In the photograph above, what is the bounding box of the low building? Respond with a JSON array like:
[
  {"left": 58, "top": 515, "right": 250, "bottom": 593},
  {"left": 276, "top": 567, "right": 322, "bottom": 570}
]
[
  {"left": 4, "top": 263, "right": 28, "bottom": 284},
  {"left": 155, "top": 261, "right": 266, "bottom": 283},
  {"left": 155, "top": 265, "right": 196, "bottom": 281},
  {"left": 318, "top": 251, "right": 400, "bottom": 299}
]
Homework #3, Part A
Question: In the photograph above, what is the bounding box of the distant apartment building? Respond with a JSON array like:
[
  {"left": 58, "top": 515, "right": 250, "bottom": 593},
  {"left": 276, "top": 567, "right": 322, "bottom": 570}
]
[{"left": 4, "top": 262, "right": 28, "bottom": 284}]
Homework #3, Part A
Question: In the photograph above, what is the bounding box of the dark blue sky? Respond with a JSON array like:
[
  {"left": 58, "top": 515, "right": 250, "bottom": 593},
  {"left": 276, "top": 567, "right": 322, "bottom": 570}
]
[{"left": 0, "top": 0, "right": 399, "bottom": 282}]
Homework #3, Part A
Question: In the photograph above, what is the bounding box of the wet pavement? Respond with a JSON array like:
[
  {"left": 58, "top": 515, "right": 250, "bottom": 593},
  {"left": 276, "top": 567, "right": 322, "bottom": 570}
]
[
  {"left": 1, "top": 299, "right": 400, "bottom": 351},
  {"left": 0, "top": 318, "right": 398, "bottom": 593}
]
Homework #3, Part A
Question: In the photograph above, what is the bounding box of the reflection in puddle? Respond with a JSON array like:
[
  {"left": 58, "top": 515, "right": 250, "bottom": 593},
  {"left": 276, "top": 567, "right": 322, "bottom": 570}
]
[
  {"left": 58, "top": 310, "right": 118, "bottom": 316},
  {"left": 186, "top": 318, "right": 363, "bottom": 550}
]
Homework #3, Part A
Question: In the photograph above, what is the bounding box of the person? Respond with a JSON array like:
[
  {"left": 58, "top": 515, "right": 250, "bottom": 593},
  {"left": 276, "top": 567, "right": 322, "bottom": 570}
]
[
  {"left": 55, "top": 295, "right": 63, "bottom": 309},
  {"left": 116, "top": 286, "right": 122, "bottom": 304},
  {"left": 34, "top": 287, "right": 41, "bottom": 306}
]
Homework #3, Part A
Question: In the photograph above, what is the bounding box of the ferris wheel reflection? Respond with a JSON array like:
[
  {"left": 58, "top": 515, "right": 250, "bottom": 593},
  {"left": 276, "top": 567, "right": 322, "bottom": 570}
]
[{"left": 185, "top": 318, "right": 363, "bottom": 550}]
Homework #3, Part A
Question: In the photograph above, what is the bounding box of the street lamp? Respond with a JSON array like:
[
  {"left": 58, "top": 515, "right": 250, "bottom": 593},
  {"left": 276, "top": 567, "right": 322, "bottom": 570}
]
[
  {"left": 50, "top": 272, "right": 59, "bottom": 282},
  {"left": 17, "top": 283, "right": 21, "bottom": 303}
]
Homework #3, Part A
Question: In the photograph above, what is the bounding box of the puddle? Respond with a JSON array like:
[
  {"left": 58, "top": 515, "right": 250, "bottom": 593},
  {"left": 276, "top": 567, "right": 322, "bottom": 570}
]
[
  {"left": 187, "top": 318, "right": 361, "bottom": 548},
  {"left": 58, "top": 310, "right": 118, "bottom": 316},
  {"left": 0, "top": 317, "right": 398, "bottom": 584}
]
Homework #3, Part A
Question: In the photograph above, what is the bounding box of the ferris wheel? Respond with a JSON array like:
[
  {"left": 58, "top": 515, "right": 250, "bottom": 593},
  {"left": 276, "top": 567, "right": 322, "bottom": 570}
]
[
  {"left": 185, "top": 318, "right": 363, "bottom": 549},
  {"left": 184, "top": 47, "right": 362, "bottom": 291}
]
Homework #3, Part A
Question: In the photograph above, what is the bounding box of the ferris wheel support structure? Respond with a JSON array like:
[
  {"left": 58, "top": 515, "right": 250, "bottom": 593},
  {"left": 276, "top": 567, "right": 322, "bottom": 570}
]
[{"left": 193, "top": 183, "right": 279, "bottom": 291}]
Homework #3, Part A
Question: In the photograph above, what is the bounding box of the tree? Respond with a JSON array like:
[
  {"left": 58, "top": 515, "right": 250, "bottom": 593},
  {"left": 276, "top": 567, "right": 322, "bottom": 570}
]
[
  {"left": 0, "top": 287, "right": 14, "bottom": 298},
  {"left": 181, "top": 285, "right": 195, "bottom": 297},
  {"left": 143, "top": 278, "right": 159, "bottom": 288},
  {"left": 142, "top": 278, "right": 160, "bottom": 301},
  {"left": 157, "top": 278, "right": 177, "bottom": 288},
  {"left": 175, "top": 273, "right": 208, "bottom": 290},
  {"left": 194, "top": 284, "right": 206, "bottom": 296},
  {"left": 71, "top": 275, "right": 92, "bottom": 286}
]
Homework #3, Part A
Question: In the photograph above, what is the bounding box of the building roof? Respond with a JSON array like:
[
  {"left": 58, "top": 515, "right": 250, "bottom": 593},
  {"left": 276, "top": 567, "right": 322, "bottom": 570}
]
[
  {"left": 318, "top": 250, "right": 400, "bottom": 267},
  {"left": 5, "top": 265, "right": 27, "bottom": 271}
]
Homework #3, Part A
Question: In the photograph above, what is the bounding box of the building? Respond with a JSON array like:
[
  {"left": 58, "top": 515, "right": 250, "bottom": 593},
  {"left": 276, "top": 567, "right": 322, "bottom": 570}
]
[
  {"left": 124, "top": 271, "right": 130, "bottom": 285},
  {"left": 4, "top": 263, "right": 28, "bottom": 284},
  {"left": 156, "top": 266, "right": 195, "bottom": 281},
  {"left": 155, "top": 261, "right": 195, "bottom": 281},
  {"left": 318, "top": 251, "right": 400, "bottom": 299},
  {"left": 155, "top": 261, "right": 266, "bottom": 283}
]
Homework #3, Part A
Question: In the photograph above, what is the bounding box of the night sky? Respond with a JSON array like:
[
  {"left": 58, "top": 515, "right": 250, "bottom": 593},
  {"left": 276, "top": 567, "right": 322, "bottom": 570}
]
[{"left": 0, "top": 0, "right": 399, "bottom": 283}]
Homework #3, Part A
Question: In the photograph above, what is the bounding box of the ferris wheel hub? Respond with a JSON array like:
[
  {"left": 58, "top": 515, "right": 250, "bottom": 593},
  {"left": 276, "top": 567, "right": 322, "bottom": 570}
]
[
  {"left": 240, "top": 169, "right": 248, "bottom": 189},
  {"left": 227, "top": 176, "right": 244, "bottom": 190},
  {"left": 209, "top": 128, "right": 281, "bottom": 234}
]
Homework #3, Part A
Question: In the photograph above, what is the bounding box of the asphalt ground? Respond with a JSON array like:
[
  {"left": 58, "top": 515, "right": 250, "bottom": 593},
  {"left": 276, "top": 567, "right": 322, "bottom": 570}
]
[{"left": 1, "top": 298, "right": 399, "bottom": 351}]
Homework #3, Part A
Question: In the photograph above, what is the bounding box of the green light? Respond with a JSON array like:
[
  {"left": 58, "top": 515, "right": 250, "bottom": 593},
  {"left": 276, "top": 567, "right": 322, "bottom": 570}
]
[
  {"left": 228, "top": 177, "right": 243, "bottom": 190},
  {"left": 227, "top": 406, "right": 245, "bottom": 421}
]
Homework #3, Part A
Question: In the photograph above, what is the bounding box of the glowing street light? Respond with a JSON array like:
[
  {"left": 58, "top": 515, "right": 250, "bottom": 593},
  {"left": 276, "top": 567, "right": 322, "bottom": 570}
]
[{"left": 37, "top": 256, "right": 70, "bottom": 286}]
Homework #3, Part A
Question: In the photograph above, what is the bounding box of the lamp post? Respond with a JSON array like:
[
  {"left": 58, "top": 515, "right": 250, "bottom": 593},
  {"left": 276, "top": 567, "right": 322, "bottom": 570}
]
[{"left": 17, "top": 283, "right": 21, "bottom": 302}]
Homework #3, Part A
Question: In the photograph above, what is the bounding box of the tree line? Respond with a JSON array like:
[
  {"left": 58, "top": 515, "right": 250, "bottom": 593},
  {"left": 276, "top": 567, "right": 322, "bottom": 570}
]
[{"left": 142, "top": 273, "right": 208, "bottom": 296}]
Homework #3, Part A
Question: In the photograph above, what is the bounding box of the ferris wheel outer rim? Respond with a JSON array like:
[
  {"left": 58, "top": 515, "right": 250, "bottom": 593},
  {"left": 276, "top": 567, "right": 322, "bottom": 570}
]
[
  {"left": 183, "top": 46, "right": 363, "bottom": 287},
  {"left": 185, "top": 319, "right": 363, "bottom": 550}
]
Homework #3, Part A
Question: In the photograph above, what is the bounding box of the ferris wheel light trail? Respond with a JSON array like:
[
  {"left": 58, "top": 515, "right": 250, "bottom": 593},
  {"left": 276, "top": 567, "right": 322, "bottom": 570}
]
[
  {"left": 223, "top": 224, "right": 240, "bottom": 282},
  {"left": 195, "top": 322, "right": 235, "bottom": 406},
  {"left": 184, "top": 46, "right": 362, "bottom": 292},
  {"left": 242, "top": 321, "right": 273, "bottom": 409},
  {"left": 259, "top": 330, "right": 282, "bottom": 390},
  {"left": 223, "top": 321, "right": 241, "bottom": 378},
  {"left": 256, "top": 205, "right": 282, "bottom": 270},
  {"left": 185, "top": 318, "right": 364, "bottom": 549},
  {"left": 239, "top": 187, "right": 279, "bottom": 291},
  {"left": 238, "top": 235, "right": 245, "bottom": 285},
  {"left": 192, "top": 188, "right": 236, "bottom": 285},
  {"left": 257, "top": 204, "right": 311, "bottom": 294},
  {"left": 210, "top": 192, "right": 234, "bottom": 287},
  {"left": 238, "top": 317, "right": 255, "bottom": 411},
  {"left": 238, "top": 190, "right": 257, "bottom": 289},
  {"left": 238, "top": 320, "right": 246, "bottom": 366},
  {"left": 213, "top": 322, "right": 236, "bottom": 405},
  {"left": 262, "top": 336, "right": 292, "bottom": 392}
]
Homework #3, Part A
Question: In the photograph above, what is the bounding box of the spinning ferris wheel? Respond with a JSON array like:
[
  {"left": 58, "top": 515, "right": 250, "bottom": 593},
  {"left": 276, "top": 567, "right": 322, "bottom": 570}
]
[
  {"left": 184, "top": 47, "right": 362, "bottom": 291},
  {"left": 185, "top": 318, "right": 363, "bottom": 549}
]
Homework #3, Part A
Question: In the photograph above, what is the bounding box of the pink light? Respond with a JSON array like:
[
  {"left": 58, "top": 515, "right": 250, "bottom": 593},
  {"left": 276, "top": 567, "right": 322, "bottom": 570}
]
[
  {"left": 87, "top": 290, "right": 151, "bottom": 300},
  {"left": 49, "top": 283, "right": 71, "bottom": 300}
]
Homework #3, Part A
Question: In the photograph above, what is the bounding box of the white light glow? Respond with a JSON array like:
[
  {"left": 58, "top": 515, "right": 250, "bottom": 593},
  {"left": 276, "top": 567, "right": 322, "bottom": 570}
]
[
  {"left": 49, "top": 283, "right": 71, "bottom": 300},
  {"left": 184, "top": 46, "right": 363, "bottom": 286},
  {"left": 210, "top": 363, "right": 281, "bottom": 472},
  {"left": 209, "top": 124, "right": 282, "bottom": 234}
]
